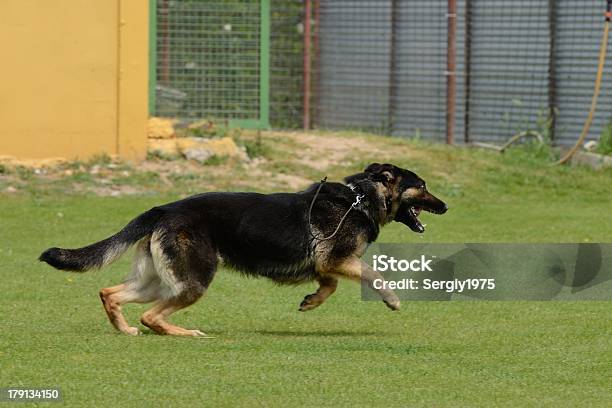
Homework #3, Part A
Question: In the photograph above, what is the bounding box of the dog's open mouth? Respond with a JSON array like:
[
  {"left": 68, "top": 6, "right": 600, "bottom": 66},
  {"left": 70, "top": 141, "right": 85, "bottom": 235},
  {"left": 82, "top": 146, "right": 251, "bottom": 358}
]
[
  {"left": 408, "top": 206, "right": 425, "bottom": 233},
  {"left": 395, "top": 199, "right": 447, "bottom": 234},
  {"left": 395, "top": 203, "right": 426, "bottom": 233}
]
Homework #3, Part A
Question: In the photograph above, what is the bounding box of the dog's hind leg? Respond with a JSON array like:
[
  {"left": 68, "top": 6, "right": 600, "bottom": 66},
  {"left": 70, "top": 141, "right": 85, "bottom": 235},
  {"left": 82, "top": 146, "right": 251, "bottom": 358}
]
[
  {"left": 140, "top": 296, "right": 210, "bottom": 337},
  {"left": 99, "top": 239, "right": 160, "bottom": 336},
  {"left": 299, "top": 275, "right": 338, "bottom": 312},
  {"left": 99, "top": 283, "right": 154, "bottom": 336},
  {"left": 99, "top": 284, "right": 136, "bottom": 335},
  {"left": 140, "top": 229, "right": 216, "bottom": 337}
]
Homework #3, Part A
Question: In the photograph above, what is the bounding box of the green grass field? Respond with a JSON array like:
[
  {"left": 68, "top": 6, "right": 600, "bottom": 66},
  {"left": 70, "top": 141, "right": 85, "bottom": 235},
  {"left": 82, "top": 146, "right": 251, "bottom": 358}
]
[{"left": 1, "top": 133, "right": 611, "bottom": 406}]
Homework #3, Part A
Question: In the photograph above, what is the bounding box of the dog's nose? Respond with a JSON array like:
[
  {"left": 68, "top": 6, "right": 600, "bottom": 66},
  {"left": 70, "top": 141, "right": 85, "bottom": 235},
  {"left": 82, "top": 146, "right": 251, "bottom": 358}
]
[{"left": 440, "top": 204, "right": 448, "bottom": 214}]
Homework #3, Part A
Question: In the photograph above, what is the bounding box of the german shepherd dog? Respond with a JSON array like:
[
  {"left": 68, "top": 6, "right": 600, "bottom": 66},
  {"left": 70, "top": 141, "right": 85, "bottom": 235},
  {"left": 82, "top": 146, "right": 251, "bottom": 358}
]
[{"left": 40, "top": 163, "right": 447, "bottom": 336}]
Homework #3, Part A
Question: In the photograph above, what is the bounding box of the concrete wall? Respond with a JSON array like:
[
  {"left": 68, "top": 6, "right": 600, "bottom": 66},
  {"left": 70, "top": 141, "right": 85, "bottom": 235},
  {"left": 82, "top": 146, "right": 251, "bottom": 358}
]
[{"left": 0, "top": 0, "right": 149, "bottom": 161}]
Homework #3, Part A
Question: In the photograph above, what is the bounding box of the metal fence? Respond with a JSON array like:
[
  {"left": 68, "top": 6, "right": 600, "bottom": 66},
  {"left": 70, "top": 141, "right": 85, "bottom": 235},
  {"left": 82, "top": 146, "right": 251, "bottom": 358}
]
[
  {"left": 151, "top": 0, "right": 268, "bottom": 128},
  {"left": 150, "top": 0, "right": 612, "bottom": 145}
]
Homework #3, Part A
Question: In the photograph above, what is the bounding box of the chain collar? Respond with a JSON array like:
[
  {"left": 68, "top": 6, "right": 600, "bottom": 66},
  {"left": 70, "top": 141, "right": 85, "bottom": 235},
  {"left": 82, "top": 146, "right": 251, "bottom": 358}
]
[{"left": 347, "top": 183, "right": 367, "bottom": 213}]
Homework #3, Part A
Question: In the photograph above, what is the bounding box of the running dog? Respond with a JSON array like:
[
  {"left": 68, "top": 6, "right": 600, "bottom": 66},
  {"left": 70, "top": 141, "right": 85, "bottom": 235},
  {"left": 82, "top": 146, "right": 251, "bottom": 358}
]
[{"left": 40, "top": 163, "right": 448, "bottom": 336}]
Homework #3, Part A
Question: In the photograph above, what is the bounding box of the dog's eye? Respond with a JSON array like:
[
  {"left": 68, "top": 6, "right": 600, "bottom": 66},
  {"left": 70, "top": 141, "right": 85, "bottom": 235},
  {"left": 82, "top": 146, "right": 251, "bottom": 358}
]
[{"left": 420, "top": 185, "right": 426, "bottom": 190}]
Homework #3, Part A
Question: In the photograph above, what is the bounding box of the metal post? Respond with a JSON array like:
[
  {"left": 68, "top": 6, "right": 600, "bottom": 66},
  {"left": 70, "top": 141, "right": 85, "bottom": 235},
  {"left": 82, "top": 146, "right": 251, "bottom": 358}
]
[
  {"left": 303, "top": 0, "right": 312, "bottom": 130},
  {"left": 547, "top": 0, "right": 557, "bottom": 141},
  {"left": 313, "top": 0, "right": 321, "bottom": 128},
  {"left": 463, "top": 0, "right": 472, "bottom": 143},
  {"left": 388, "top": 0, "right": 398, "bottom": 135},
  {"left": 260, "top": 0, "right": 270, "bottom": 128},
  {"left": 446, "top": 0, "right": 457, "bottom": 144}
]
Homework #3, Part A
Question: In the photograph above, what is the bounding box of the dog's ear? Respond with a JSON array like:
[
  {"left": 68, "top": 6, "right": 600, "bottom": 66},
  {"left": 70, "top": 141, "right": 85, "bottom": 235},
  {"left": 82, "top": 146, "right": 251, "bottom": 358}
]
[
  {"left": 364, "top": 163, "right": 396, "bottom": 184},
  {"left": 345, "top": 163, "right": 397, "bottom": 185},
  {"left": 364, "top": 163, "right": 383, "bottom": 173},
  {"left": 344, "top": 172, "right": 368, "bottom": 185}
]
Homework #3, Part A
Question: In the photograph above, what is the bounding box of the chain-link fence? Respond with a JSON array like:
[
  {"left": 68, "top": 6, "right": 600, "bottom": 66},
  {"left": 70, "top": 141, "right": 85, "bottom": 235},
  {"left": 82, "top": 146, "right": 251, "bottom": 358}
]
[{"left": 150, "top": 0, "right": 612, "bottom": 145}]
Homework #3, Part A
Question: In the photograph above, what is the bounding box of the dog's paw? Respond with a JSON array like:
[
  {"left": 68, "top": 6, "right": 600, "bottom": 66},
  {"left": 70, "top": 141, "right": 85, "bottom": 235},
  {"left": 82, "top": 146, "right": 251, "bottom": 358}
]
[
  {"left": 299, "top": 294, "right": 320, "bottom": 312},
  {"left": 383, "top": 298, "right": 401, "bottom": 311},
  {"left": 186, "top": 329, "right": 213, "bottom": 338},
  {"left": 123, "top": 326, "right": 142, "bottom": 336}
]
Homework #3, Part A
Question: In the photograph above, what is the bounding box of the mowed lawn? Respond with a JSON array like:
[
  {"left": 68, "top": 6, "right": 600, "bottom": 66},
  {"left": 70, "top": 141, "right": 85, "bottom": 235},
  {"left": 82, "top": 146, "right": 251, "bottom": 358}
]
[{"left": 1, "top": 137, "right": 612, "bottom": 406}]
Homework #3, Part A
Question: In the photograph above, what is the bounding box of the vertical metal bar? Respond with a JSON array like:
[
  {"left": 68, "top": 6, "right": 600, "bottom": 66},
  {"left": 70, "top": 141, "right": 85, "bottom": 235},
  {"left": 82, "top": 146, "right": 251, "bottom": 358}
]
[
  {"left": 259, "top": 0, "right": 270, "bottom": 128},
  {"left": 303, "top": 0, "right": 312, "bottom": 130},
  {"left": 387, "top": 0, "right": 398, "bottom": 135},
  {"left": 313, "top": 0, "right": 321, "bottom": 128},
  {"left": 160, "top": 0, "right": 169, "bottom": 83},
  {"left": 463, "top": 0, "right": 472, "bottom": 143},
  {"left": 547, "top": 0, "right": 557, "bottom": 141},
  {"left": 446, "top": 0, "right": 457, "bottom": 144},
  {"left": 148, "top": 0, "right": 157, "bottom": 115}
]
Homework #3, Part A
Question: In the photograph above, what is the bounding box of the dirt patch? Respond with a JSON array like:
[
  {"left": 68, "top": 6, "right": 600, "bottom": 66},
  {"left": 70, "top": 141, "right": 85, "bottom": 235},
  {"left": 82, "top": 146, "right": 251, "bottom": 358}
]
[
  {"left": 250, "top": 170, "right": 311, "bottom": 191},
  {"left": 274, "top": 173, "right": 311, "bottom": 190},
  {"left": 261, "top": 130, "right": 410, "bottom": 171},
  {"left": 0, "top": 130, "right": 427, "bottom": 197},
  {"left": 87, "top": 185, "right": 143, "bottom": 197}
]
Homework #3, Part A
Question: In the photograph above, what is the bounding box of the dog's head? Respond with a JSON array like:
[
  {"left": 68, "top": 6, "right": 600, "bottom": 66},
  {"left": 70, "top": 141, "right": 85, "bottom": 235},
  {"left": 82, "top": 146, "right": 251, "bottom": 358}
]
[{"left": 345, "top": 163, "right": 447, "bottom": 233}]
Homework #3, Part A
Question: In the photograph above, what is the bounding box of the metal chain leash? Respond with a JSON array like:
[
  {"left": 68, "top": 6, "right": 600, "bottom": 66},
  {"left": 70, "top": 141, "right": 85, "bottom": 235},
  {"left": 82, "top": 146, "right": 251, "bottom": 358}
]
[{"left": 307, "top": 177, "right": 364, "bottom": 243}]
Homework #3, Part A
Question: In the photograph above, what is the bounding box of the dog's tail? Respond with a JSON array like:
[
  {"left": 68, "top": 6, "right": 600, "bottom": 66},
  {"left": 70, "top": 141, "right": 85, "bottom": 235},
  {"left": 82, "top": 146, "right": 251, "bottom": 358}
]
[{"left": 39, "top": 207, "right": 164, "bottom": 272}]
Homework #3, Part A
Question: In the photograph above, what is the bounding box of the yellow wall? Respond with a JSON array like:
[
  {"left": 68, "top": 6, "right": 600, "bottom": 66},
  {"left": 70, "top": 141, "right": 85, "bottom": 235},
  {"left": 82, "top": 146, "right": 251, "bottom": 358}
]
[{"left": 0, "top": 0, "right": 148, "bottom": 162}]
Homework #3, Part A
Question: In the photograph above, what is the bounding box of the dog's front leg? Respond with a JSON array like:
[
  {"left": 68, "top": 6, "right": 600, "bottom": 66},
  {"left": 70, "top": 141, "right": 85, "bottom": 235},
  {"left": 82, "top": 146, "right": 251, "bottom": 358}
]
[
  {"left": 333, "top": 257, "right": 400, "bottom": 311},
  {"left": 299, "top": 275, "right": 338, "bottom": 311}
]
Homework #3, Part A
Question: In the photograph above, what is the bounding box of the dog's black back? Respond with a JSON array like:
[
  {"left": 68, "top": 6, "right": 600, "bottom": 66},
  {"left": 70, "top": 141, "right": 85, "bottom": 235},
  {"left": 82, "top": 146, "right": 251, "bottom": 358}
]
[{"left": 151, "top": 182, "right": 378, "bottom": 284}]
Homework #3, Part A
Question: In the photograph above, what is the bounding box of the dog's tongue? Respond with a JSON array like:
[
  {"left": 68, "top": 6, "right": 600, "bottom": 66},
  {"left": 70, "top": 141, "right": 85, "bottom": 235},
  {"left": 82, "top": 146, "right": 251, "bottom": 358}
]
[
  {"left": 414, "top": 218, "right": 424, "bottom": 233},
  {"left": 395, "top": 203, "right": 425, "bottom": 233}
]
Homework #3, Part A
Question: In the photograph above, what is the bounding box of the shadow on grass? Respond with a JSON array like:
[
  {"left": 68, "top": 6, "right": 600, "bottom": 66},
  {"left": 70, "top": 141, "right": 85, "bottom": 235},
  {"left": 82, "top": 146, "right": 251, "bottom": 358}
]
[
  {"left": 253, "top": 329, "right": 381, "bottom": 337},
  {"left": 143, "top": 331, "right": 217, "bottom": 339},
  {"left": 131, "top": 329, "right": 382, "bottom": 340}
]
